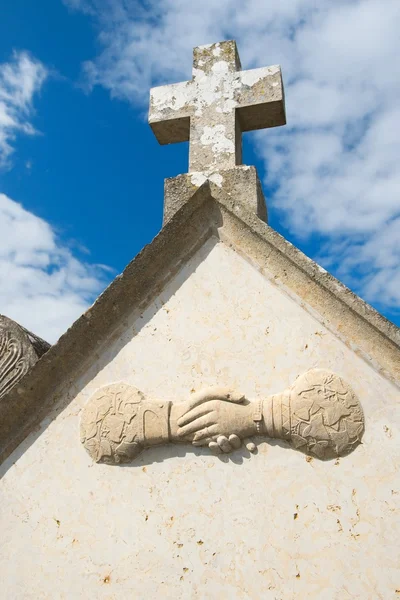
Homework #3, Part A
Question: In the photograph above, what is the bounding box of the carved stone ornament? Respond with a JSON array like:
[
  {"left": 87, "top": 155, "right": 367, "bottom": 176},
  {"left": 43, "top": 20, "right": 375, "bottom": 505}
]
[
  {"left": 80, "top": 369, "right": 364, "bottom": 464},
  {"left": 0, "top": 315, "right": 50, "bottom": 399}
]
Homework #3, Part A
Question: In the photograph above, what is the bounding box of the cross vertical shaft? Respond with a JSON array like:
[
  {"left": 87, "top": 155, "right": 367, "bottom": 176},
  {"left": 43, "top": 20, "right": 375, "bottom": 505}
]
[{"left": 188, "top": 42, "right": 243, "bottom": 172}]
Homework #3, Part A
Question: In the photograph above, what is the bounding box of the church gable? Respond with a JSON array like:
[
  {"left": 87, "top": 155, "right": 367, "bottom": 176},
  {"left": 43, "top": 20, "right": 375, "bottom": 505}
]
[
  {"left": 1, "top": 221, "right": 399, "bottom": 598},
  {"left": 0, "top": 187, "right": 399, "bottom": 464}
]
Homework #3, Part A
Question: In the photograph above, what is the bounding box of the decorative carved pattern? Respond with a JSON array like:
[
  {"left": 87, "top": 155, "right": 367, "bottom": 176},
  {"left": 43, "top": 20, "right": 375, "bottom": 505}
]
[
  {"left": 0, "top": 331, "right": 30, "bottom": 397},
  {"left": 0, "top": 315, "right": 50, "bottom": 399},
  {"left": 277, "top": 369, "right": 364, "bottom": 459},
  {"left": 80, "top": 369, "right": 364, "bottom": 465},
  {"left": 80, "top": 383, "right": 170, "bottom": 464}
]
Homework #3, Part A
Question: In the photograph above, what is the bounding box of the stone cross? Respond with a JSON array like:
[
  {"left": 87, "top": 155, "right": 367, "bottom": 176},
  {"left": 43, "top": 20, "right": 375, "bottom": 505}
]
[{"left": 149, "top": 40, "right": 285, "bottom": 174}]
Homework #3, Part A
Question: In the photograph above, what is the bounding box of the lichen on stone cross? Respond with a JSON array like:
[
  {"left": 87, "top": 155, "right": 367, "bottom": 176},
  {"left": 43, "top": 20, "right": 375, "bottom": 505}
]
[{"left": 149, "top": 40, "right": 286, "bottom": 174}]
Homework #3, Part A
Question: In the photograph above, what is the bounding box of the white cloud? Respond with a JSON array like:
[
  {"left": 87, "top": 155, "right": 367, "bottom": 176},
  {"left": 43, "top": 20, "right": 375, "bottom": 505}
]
[
  {"left": 0, "top": 193, "right": 110, "bottom": 343},
  {"left": 65, "top": 0, "right": 400, "bottom": 314},
  {"left": 0, "top": 52, "right": 110, "bottom": 343},
  {"left": 0, "top": 51, "right": 47, "bottom": 167}
]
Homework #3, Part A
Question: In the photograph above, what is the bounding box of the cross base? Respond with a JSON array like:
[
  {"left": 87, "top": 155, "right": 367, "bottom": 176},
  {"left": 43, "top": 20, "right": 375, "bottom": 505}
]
[{"left": 163, "top": 166, "right": 267, "bottom": 225}]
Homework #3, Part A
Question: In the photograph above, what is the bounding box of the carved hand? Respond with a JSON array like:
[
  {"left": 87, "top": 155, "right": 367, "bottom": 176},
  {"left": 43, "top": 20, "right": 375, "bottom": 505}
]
[{"left": 175, "top": 389, "right": 257, "bottom": 454}]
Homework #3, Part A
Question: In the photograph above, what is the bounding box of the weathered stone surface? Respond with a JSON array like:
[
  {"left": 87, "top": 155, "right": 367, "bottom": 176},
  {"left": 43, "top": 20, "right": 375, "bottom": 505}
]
[
  {"left": 0, "top": 315, "right": 50, "bottom": 399},
  {"left": 163, "top": 165, "right": 267, "bottom": 224},
  {"left": 149, "top": 40, "right": 285, "bottom": 173}
]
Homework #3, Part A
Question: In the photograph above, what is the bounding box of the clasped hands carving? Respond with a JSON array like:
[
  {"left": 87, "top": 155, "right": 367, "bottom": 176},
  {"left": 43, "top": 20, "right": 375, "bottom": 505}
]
[{"left": 81, "top": 369, "right": 364, "bottom": 464}]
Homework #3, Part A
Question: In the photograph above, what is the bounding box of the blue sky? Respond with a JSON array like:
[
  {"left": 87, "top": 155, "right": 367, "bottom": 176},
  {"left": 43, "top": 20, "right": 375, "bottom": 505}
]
[{"left": 0, "top": 0, "right": 399, "bottom": 342}]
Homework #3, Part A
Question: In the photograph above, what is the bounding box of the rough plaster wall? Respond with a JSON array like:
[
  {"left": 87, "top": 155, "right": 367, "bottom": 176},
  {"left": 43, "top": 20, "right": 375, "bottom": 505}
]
[{"left": 1, "top": 237, "right": 399, "bottom": 600}]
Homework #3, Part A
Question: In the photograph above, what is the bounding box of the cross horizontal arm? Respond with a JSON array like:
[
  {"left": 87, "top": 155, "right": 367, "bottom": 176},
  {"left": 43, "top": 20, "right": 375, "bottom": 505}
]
[
  {"left": 236, "top": 65, "right": 286, "bottom": 132},
  {"left": 149, "top": 80, "right": 192, "bottom": 145}
]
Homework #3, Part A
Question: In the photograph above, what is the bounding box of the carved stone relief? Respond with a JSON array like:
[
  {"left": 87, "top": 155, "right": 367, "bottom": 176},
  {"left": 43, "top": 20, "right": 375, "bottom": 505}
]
[
  {"left": 0, "top": 315, "right": 50, "bottom": 399},
  {"left": 0, "top": 331, "right": 31, "bottom": 398},
  {"left": 80, "top": 369, "right": 364, "bottom": 464}
]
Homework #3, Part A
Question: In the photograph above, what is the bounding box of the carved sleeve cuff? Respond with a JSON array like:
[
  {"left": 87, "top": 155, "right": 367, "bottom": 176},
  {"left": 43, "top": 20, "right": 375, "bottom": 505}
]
[
  {"left": 261, "top": 393, "right": 290, "bottom": 440},
  {"left": 252, "top": 399, "right": 264, "bottom": 434},
  {"left": 141, "top": 401, "right": 172, "bottom": 446}
]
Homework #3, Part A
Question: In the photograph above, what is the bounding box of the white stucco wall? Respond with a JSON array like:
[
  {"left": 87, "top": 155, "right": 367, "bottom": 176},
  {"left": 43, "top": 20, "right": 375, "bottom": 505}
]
[{"left": 1, "top": 237, "right": 399, "bottom": 599}]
